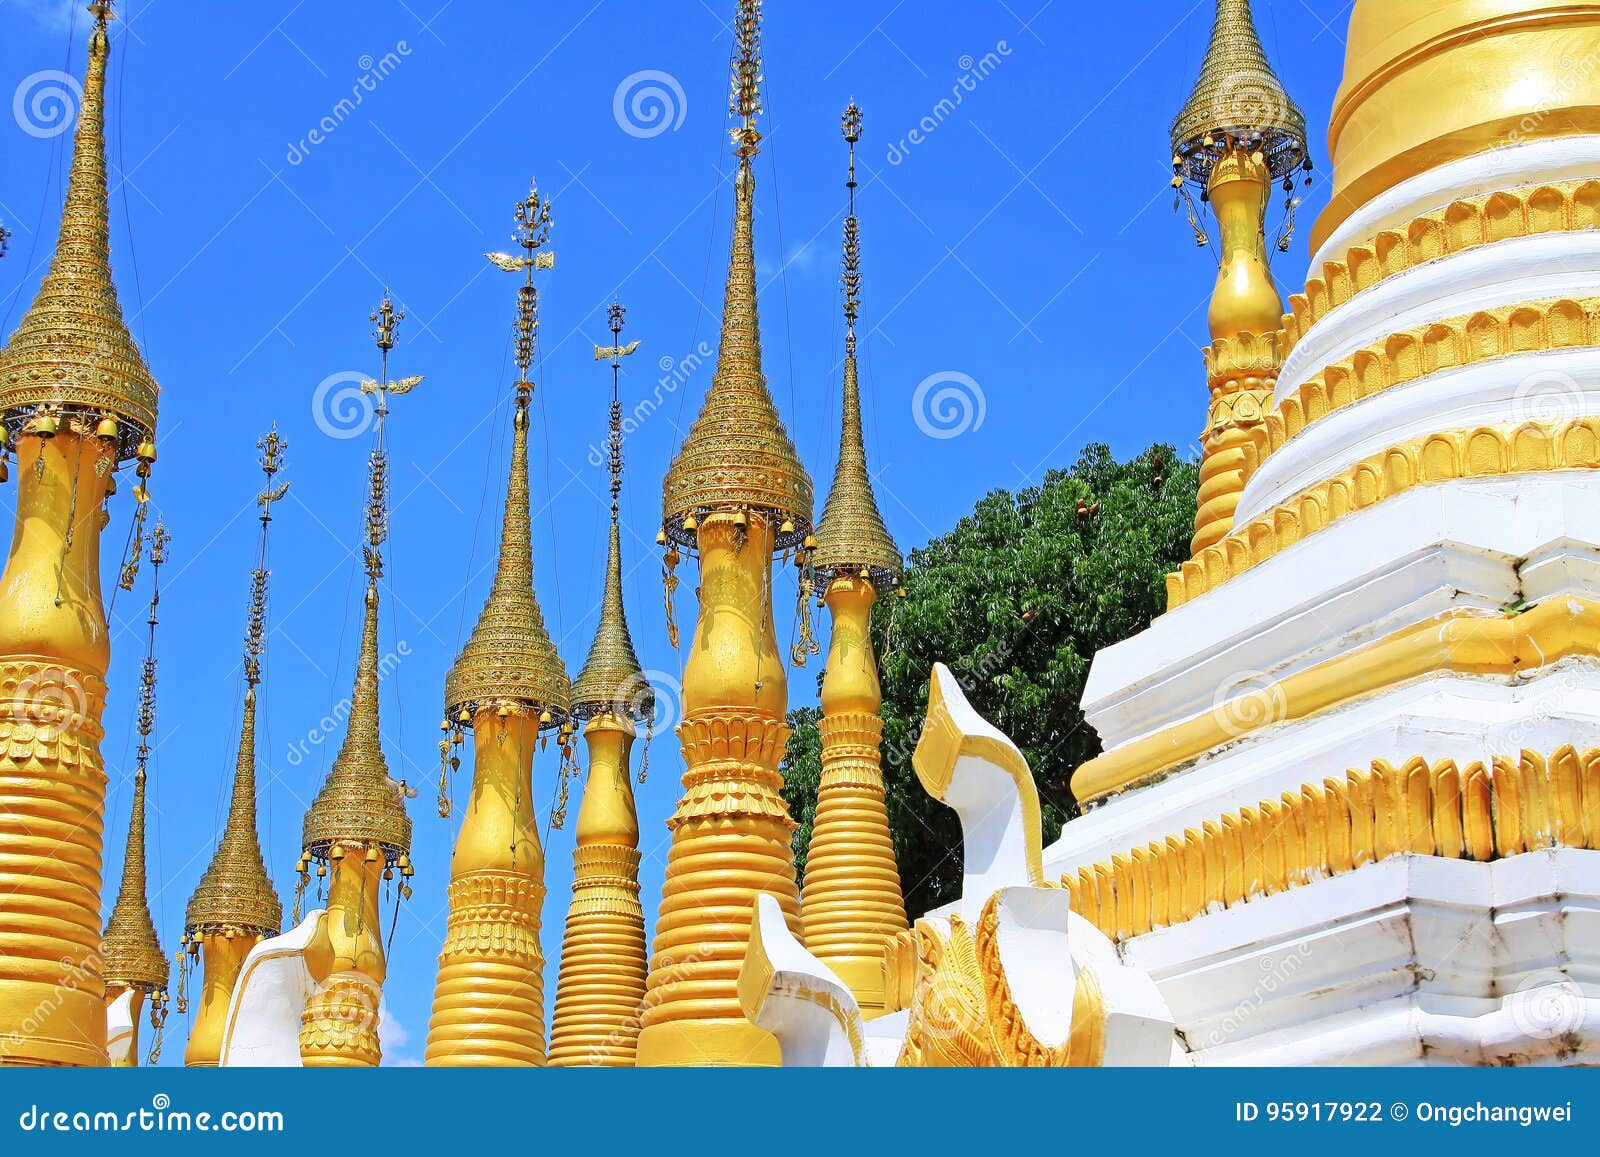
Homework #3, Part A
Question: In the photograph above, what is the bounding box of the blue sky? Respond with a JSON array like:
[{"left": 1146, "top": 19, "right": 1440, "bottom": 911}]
[{"left": 1, "top": 0, "right": 1350, "bottom": 1064}]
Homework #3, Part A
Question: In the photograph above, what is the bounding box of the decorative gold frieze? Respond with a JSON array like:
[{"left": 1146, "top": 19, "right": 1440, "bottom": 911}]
[
  {"left": 1250, "top": 295, "right": 1600, "bottom": 480},
  {"left": 1168, "top": 417, "right": 1600, "bottom": 609},
  {"left": 1064, "top": 746, "right": 1600, "bottom": 941},
  {"left": 1283, "top": 180, "right": 1600, "bottom": 357}
]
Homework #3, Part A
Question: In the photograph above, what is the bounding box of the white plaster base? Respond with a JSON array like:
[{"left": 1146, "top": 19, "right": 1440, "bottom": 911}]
[{"left": 1123, "top": 850, "right": 1600, "bottom": 1066}]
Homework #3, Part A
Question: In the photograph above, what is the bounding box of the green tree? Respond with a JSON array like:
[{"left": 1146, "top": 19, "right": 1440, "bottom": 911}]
[{"left": 782, "top": 442, "right": 1198, "bottom": 918}]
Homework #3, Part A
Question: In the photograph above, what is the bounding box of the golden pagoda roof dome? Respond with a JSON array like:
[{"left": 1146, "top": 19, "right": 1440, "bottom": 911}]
[
  {"left": 444, "top": 399, "right": 571, "bottom": 723},
  {"left": 0, "top": 5, "right": 157, "bottom": 455},
  {"left": 661, "top": 83, "right": 812, "bottom": 550},
  {"left": 185, "top": 687, "right": 282, "bottom": 938},
  {"left": 812, "top": 355, "right": 901, "bottom": 585},
  {"left": 1170, "top": 0, "right": 1308, "bottom": 188},
  {"left": 1312, "top": 0, "right": 1600, "bottom": 251},
  {"left": 101, "top": 770, "right": 168, "bottom": 993},
  {"left": 303, "top": 583, "right": 413, "bottom": 859},
  {"left": 571, "top": 521, "right": 652, "bottom": 721}
]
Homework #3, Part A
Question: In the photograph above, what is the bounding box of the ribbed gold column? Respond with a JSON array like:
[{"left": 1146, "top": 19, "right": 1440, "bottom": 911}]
[
  {"left": 425, "top": 710, "right": 547, "bottom": 1066},
  {"left": 0, "top": 432, "right": 113, "bottom": 1067},
  {"left": 547, "top": 715, "right": 646, "bottom": 1066},
  {"left": 1191, "top": 148, "right": 1283, "bottom": 555},
  {"left": 801, "top": 576, "right": 907, "bottom": 1016},
  {"left": 299, "top": 850, "right": 387, "bottom": 1068},
  {"left": 637, "top": 515, "right": 801, "bottom": 1067}
]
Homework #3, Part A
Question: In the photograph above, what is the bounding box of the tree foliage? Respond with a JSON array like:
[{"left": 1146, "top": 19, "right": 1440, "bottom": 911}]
[{"left": 781, "top": 442, "right": 1199, "bottom": 918}]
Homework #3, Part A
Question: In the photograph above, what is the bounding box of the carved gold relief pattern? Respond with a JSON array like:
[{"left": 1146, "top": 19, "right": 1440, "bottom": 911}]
[
  {"left": 1168, "top": 418, "right": 1600, "bottom": 609},
  {"left": 299, "top": 971, "right": 383, "bottom": 1068},
  {"left": 893, "top": 892, "right": 1106, "bottom": 1067},
  {"left": 1065, "top": 746, "right": 1600, "bottom": 941}
]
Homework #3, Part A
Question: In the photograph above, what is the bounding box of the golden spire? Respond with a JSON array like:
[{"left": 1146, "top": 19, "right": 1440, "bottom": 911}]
[
  {"left": 300, "top": 300, "right": 413, "bottom": 869},
  {"left": 183, "top": 429, "right": 286, "bottom": 943},
  {"left": 444, "top": 183, "right": 571, "bottom": 727},
  {"left": 572, "top": 303, "right": 651, "bottom": 721},
  {"left": 0, "top": 0, "right": 158, "bottom": 457},
  {"left": 661, "top": 0, "right": 811, "bottom": 553},
  {"left": 811, "top": 104, "right": 901, "bottom": 589},
  {"left": 101, "top": 520, "right": 170, "bottom": 998},
  {"left": 1170, "top": 0, "right": 1309, "bottom": 191}
]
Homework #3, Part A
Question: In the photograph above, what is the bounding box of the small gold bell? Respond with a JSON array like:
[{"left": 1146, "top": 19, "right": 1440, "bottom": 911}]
[
  {"left": 316, "top": 863, "right": 327, "bottom": 878},
  {"left": 539, "top": 708, "right": 553, "bottom": 725},
  {"left": 780, "top": 519, "right": 795, "bottom": 535},
  {"left": 803, "top": 534, "right": 817, "bottom": 549},
  {"left": 34, "top": 413, "right": 59, "bottom": 438},
  {"left": 457, "top": 707, "right": 471, "bottom": 724},
  {"left": 683, "top": 514, "right": 697, "bottom": 532},
  {"left": 364, "top": 844, "right": 380, "bottom": 863},
  {"left": 136, "top": 440, "right": 157, "bottom": 463},
  {"left": 95, "top": 415, "right": 119, "bottom": 441},
  {"left": 733, "top": 508, "right": 747, "bottom": 526},
  {"left": 656, "top": 528, "right": 668, "bottom": 545}
]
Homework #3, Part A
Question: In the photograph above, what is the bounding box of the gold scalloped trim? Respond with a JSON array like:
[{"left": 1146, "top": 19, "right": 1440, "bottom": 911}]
[
  {"left": 1249, "top": 295, "right": 1600, "bottom": 483},
  {"left": 1064, "top": 746, "right": 1600, "bottom": 941},
  {"left": 1282, "top": 179, "right": 1600, "bottom": 358},
  {"left": 1168, "top": 417, "right": 1600, "bottom": 609}
]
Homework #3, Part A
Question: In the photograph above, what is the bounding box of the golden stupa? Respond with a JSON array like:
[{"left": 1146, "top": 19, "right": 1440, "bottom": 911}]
[
  {"left": 799, "top": 103, "right": 910, "bottom": 1019},
  {"left": 638, "top": 0, "right": 813, "bottom": 1067},
  {"left": 179, "top": 430, "right": 286, "bottom": 1067},
  {"left": 425, "top": 186, "right": 572, "bottom": 1067},
  {"left": 548, "top": 302, "right": 656, "bottom": 1067},
  {"left": 0, "top": 0, "right": 160, "bottom": 1068}
]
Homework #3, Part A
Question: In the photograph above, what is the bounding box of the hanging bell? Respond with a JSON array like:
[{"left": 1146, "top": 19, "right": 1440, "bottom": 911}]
[
  {"left": 33, "top": 413, "right": 59, "bottom": 438},
  {"left": 95, "top": 415, "right": 119, "bottom": 441},
  {"left": 780, "top": 518, "right": 795, "bottom": 535},
  {"left": 103, "top": 471, "right": 116, "bottom": 495},
  {"left": 733, "top": 508, "right": 747, "bottom": 526},
  {"left": 329, "top": 844, "right": 345, "bottom": 861},
  {"left": 136, "top": 440, "right": 157, "bottom": 464},
  {"left": 364, "top": 844, "right": 380, "bottom": 864},
  {"left": 683, "top": 513, "right": 697, "bottom": 532},
  {"left": 398, "top": 855, "right": 414, "bottom": 878},
  {"left": 457, "top": 707, "right": 471, "bottom": 724},
  {"left": 803, "top": 534, "right": 817, "bottom": 549},
  {"left": 316, "top": 863, "right": 327, "bottom": 878},
  {"left": 539, "top": 707, "right": 553, "bottom": 726},
  {"left": 656, "top": 528, "right": 668, "bottom": 545},
  {"left": 859, "top": 566, "right": 871, "bottom": 579}
]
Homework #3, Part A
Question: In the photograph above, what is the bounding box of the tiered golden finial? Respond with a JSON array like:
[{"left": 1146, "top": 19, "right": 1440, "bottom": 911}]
[
  {"left": 0, "top": 0, "right": 160, "bottom": 1067},
  {"left": 424, "top": 184, "right": 571, "bottom": 1068},
  {"left": 294, "top": 297, "right": 416, "bottom": 1068},
  {"left": 100, "top": 522, "right": 171, "bottom": 1066},
  {"left": 178, "top": 428, "right": 287, "bottom": 1066},
  {"left": 1170, "top": 0, "right": 1310, "bottom": 554},
  {"left": 798, "top": 104, "right": 910, "bottom": 1018},
  {"left": 637, "top": 0, "right": 810, "bottom": 1068},
  {"left": 548, "top": 302, "right": 654, "bottom": 1067}
]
